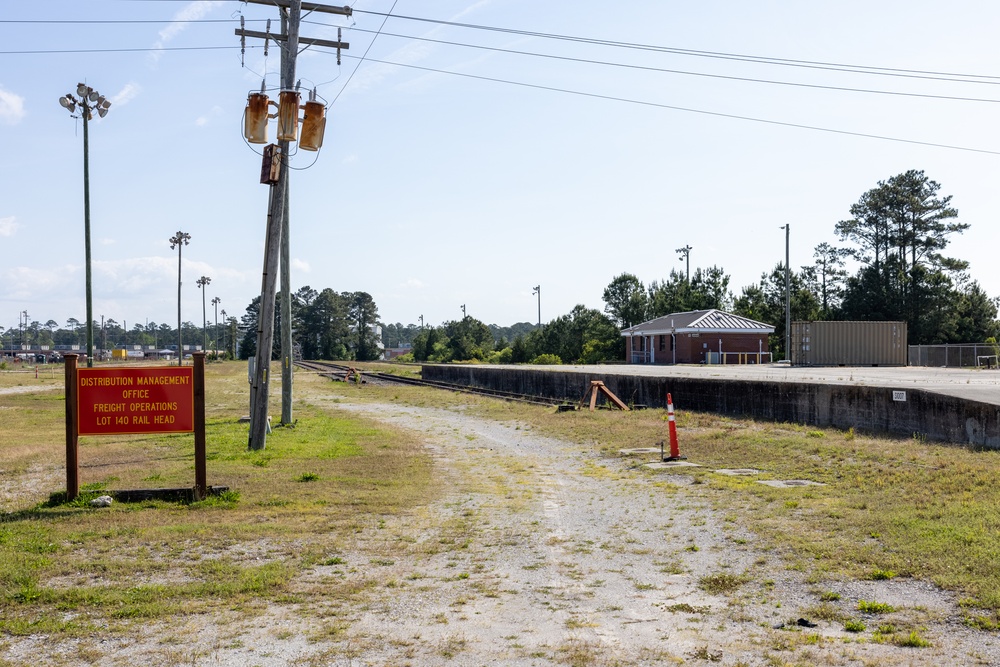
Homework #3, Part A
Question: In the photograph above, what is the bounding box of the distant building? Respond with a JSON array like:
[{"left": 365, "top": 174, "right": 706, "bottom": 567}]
[
  {"left": 384, "top": 344, "right": 412, "bottom": 361},
  {"left": 621, "top": 309, "right": 774, "bottom": 365}
]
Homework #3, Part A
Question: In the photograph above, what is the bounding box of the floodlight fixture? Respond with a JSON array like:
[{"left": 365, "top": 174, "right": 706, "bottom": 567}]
[{"left": 60, "top": 82, "right": 112, "bottom": 367}]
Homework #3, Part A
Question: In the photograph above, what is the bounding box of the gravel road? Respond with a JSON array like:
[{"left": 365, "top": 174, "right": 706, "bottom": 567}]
[{"left": 6, "top": 394, "right": 999, "bottom": 666}]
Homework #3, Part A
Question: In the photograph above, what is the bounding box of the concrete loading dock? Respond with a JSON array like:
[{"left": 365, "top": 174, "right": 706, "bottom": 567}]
[{"left": 421, "top": 363, "right": 1000, "bottom": 447}]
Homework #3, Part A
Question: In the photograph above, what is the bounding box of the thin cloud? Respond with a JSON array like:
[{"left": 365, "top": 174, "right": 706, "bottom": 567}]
[
  {"left": 0, "top": 216, "right": 19, "bottom": 237},
  {"left": 195, "top": 105, "right": 224, "bottom": 127},
  {"left": 150, "top": 1, "right": 215, "bottom": 62},
  {"left": 343, "top": 1, "right": 492, "bottom": 95},
  {"left": 291, "top": 258, "right": 311, "bottom": 273},
  {"left": 112, "top": 83, "right": 141, "bottom": 108},
  {"left": 0, "top": 87, "right": 25, "bottom": 125}
]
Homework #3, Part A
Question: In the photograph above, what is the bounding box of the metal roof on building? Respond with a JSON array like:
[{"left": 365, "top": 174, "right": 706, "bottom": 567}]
[{"left": 621, "top": 309, "right": 775, "bottom": 336}]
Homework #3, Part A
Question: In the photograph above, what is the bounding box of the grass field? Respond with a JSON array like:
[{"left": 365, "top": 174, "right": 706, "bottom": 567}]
[
  {"left": 455, "top": 385, "right": 1000, "bottom": 630},
  {"left": 3, "top": 358, "right": 1000, "bottom": 650},
  {"left": 0, "top": 361, "right": 437, "bottom": 642}
]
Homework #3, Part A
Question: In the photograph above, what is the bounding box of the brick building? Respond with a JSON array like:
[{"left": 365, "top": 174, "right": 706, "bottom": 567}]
[{"left": 622, "top": 309, "right": 774, "bottom": 365}]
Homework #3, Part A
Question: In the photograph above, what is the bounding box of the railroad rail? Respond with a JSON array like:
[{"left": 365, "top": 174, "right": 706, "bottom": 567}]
[{"left": 295, "top": 360, "right": 565, "bottom": 407}]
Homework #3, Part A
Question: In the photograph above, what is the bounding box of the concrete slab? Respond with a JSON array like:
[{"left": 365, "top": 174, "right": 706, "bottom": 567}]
[
  {"left": 644, "top": 461, "right": 702, "bottom": 470},
  {"left": 619, "top": 447, "right": 663, "bottom": 455},
  {"left": 524, "top": 363, "right": 1000, "bottom": 406},
  {"left": 757, "top": 479, "right": 826, "bottom": 488},
  {"left": 714, "top": 468, "right": 764, "bottom": 476}
]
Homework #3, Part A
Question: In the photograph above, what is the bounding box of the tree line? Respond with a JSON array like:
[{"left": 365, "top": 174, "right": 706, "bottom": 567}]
[
  {"left": 239, "top": 287, "right": 382, "bottom": 362},
  {"left": 0, "top": 317, "right": 239, "bottom": 357},
  {"left": 601, "top": 170, "right": 998, "bottom": 357},
  {"left": 403, "top": 170, "right": 999, "bottom": 364},
  {"left": 7, "top": 171, "right": 996, "bottom": 365}
]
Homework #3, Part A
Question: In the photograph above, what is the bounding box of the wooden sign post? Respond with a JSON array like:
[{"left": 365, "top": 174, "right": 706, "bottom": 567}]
[{"left": 64, "top": 352, "right": 208, "bottom": 501}]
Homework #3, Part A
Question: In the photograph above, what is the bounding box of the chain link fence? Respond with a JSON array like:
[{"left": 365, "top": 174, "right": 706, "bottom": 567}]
[{"left": 908, "top": 344, "right": 1000, "bottom": 368}]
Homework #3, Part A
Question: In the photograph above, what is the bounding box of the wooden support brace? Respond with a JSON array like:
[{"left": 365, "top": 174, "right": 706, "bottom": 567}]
[{"left": 580, "top": 381, "right": 630, "bottom": 412}]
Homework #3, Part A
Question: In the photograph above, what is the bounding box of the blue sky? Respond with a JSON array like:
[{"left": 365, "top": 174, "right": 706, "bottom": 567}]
[{"left": 3, "top": 1, "right": 1000, "bottom": 333}]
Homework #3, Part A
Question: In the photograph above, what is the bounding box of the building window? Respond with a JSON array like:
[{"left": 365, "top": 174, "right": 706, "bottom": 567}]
[{"left": 659, "top": 335, "right": 665, "bottom": 351}]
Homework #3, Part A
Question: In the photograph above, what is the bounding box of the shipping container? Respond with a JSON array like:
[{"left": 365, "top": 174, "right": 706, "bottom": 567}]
[{"left": 790, "top": 321, "right": 907, "bottom": 366}]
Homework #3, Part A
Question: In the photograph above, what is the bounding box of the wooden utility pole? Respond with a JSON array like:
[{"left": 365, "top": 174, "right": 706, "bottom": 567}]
[
  {"left": 249, "top": 0, "right": 299, "bottom": 451},
  {"left": 240, "top": 0, "right": 350, "bottom": 449}
]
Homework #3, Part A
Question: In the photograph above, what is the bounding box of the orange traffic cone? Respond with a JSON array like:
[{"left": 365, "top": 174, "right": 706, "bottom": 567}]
[{"left": 663, "top": 392, "right": 685, "bottom": 461}]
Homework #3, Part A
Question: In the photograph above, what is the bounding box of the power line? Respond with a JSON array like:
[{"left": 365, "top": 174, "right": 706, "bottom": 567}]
[
  {"left": 349, "top": 10, "right": 1000, "bottom": 86},
  {"left": 6, "top": 12, "right": 999, "bottom": 86},
  {"left": 0, "top": 45, "right": 239, "bottom": 55},
  {"left": 330, "top": 0, "right": 398, "bottom": 105},
  {"left": 316, "top": 25, "right": 1000, "bottom": 104},
  {"left": 319, "top": 51, "right": 1000, "bottom": 156},
  {"left": 0, "top": 19, "right": 254, "bottom": 24}
]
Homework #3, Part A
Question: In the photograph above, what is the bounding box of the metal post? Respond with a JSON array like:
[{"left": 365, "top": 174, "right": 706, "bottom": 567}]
[
  {"left": 170, "top": 232, "right": 190, "bottom": 366},
  {"left": 532, "top": 285, "right": 541, "bottom": 327},
  {"left": 196, "top": 276, "right": 211, "bottom": 353},
  {"left": 212, "top": 297, "right": 220, "bottom": 358},
  {"left": 193, "top": 352, "right": 207, "bottom": 499},
  {"left": 782, "top": 224, "right": 790, "bottom": 362},
  {"left": 676, "top": 245, "right": 692, "bottom": 282},
  {"left": 82, "top": 110, "right": 95, "bottom": 368},
  {"left": 64, "top": 354, "right": 79, "bottom": 500}
]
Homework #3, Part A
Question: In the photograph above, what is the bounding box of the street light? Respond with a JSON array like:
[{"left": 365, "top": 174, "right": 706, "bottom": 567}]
[
  {"left": 196, "top": 276, "right": 211, "bottom": 355},
  {"left": 780, "top": 225, "right": 790, "bottom": 362},
  {"left": 220, "top": 308, "right": 228, "bottom": 359},
  {"left": 211, "top": 296, "right": 221, "bottom": 359},
  {"left": 169, "top": 231, "right": 191, "bottom": 366},
  {"left": 532, "top": 285, "right": 541, "bottom": 327},
  {"left": 676, "top": 245, "right": 692, "bottom": 282},
  {"left": 60, "top": 83, "right": 111, "bottom": 368}
]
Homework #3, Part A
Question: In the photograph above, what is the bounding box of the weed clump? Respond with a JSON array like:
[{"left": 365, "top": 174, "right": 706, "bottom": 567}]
[{"left": 857, "top": 600, "right": 895, "bottom": 614}]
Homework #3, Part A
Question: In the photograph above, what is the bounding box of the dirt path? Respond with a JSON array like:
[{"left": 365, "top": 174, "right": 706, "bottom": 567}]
[
  {"left": 286, "top": 398, "right": 998, "bottom": 667},
  {"left": 6, "top": 395, "right": 999, "bottom": 666}
]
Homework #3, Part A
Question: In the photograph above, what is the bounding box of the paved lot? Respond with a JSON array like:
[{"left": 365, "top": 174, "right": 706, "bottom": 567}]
[{"left": 521, "top": 363, "right": 1000, "bottom": 405}]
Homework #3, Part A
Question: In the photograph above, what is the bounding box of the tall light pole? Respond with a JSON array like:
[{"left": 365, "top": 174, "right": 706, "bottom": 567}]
[
  {"left": 196, "top": 276, "right": 211, "bottom": 354},
  {"left": 461, "top": 304, "right": 466, "bottom": 318},
  {"left": 220, "top": 309, "right": 228, "bottom": 359},
  {"left": 211, "top": 297, "right": 221, "bottom": 358},
  {"left": 60, "top": 84, "right": 111, "bottom": 367},
  {"left": 169, "top": 231, "right": 191, "bottom": 366},
  {"left": 676, "top": 245, "right": 692, "bottom": 282},
  {"left": 419, "top": 314, "right": 424, "bottom": 331},
  {"left": 780, "top": 224, "right": 791, "bottom": 362},
  {"left": 532, "top": 285, "right": 541, "bottom": 327}
]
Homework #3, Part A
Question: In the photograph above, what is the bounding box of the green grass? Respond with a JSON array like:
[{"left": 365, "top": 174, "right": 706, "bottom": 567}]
[
  {"left": 452, "top": 392, "right": 1000, "bottom": 611},
  {"left": 857, "top": 600, "right": 895, "bottom": 614},
  {"left": 844, "top": 619, "right": 866, "bottom": 633},
  {"left": 698, "top": 572, "right": 748, "bottom": 596},
  {"left": 0, "top": 361, "right": 436, "bottom": 636}
]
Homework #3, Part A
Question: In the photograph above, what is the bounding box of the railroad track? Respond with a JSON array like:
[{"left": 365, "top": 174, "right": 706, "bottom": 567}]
[{"left": 295, "top": 360, "right": 565, "bottom": 407}]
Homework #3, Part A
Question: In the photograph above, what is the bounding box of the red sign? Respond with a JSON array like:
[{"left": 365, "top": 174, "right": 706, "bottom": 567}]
[{"left": 78, "top": 367, "right": 194, "bottom": 435}]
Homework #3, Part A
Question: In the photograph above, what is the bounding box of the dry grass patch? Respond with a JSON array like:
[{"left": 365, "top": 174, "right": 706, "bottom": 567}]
[
  {"left": 0, "top": 361, "right": 438, "bottom": 638},
  {"left": 400, "top": 389, "right": 1000, "bottom": 612}
]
